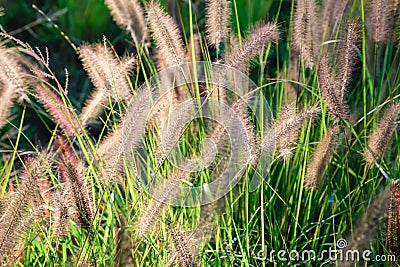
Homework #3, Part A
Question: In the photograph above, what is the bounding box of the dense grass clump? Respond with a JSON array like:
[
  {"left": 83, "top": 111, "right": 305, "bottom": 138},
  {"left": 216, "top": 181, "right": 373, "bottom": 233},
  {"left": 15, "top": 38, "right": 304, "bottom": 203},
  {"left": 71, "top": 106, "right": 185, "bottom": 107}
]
[{"left": 1, "top": 0, "right": 400, "bottom": 266}]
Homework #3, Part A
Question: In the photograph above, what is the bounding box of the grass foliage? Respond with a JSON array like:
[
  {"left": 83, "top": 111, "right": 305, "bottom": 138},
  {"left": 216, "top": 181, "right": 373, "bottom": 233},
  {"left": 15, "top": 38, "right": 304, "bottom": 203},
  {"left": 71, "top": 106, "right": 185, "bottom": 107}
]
[{"left": 1, "top": 0, "right": 400, "bottom": 266}]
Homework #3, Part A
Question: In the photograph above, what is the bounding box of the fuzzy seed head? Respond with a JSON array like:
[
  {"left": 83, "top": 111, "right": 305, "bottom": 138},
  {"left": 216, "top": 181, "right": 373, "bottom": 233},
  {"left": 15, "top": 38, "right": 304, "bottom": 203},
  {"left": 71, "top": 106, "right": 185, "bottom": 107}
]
[
  {"left": 265, "top": 105, "right": 320, "bottom": 157},
  {"left": 367, "top": 0, "right": 400, "bottom": 42},
  {"left": 292, "top": 0, "right": 319, "bottom": 68},
  {"left": 304, "top": 125, "right": 340, "bottom": 189},
  {"left": 224, "top": 22, "right": 279, "bottom": 73},
  {"left": 78, "top": 43, "right": 136, "bottom": 124},
  {"left": 318, "top": 56, "right": 350, "bottom": 122},
  {"left": 35, "top": 84, "right": 82, "bottom": 136},
  {"left": 365, "top": 102, "right": 400, "bottom": 165},
  {"left": 105, "top": 0, "right": 147, "bottom": 43},
  {"left": 57, "top": 137, "right": 93, "bottom": 230},
  {"left": 146, "top": 1, "right": 186, "bottom": 69},
  {"left": 387, "top": 183, "right": 400, "bottom": 258},
  {"left": 206, "top": 0, "right": 231, "bottom": 50},
  {"left": 0, "top": 47, "right": 29, "bottom": 129},
  {"left": 337, "top": 19, "right": 361, "bottom": 97},
  {"left": 0, "top": 155, "right": 48, "bottom": 263}
]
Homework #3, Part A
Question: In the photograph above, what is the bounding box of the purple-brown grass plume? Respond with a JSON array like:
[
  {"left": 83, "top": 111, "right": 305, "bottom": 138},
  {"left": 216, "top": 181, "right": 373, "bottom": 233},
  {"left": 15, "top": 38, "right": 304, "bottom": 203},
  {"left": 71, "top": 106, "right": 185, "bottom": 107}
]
[
  {"left": 365, "top": 102, "right": 400, "bottom": 165},
  {"left": 78, "top": 42, "right": 136, "bottom": 124},
  {"left": 386, "top": 182, "right": 400, "bottom": 261},
  {"left": 104, "top": 0, "right": 147, "bottom": 44},
  {"left": 205, "top": 0, "right": 230, "bottom": 55},
  {"left": 35, "top": 84, "right": 82, "bottom": 136},
  {"left": 318, "top": 56, "right": 350, "bottom": 122},
  {"left": 0, "top": 155, "right": 48, "bottom": 263},
  {"left": 337, "top": 19, "right": 361, "bottom": 98},
  {"left": 0, "top": 46, "right": 29, "bottom": 129},
  {"left": 304, "top": 125, "right": 340, "bottom": 189},
  {"left": 292, "top": 0, "right": 319, "bottom": 68},
  {"left": 146, "top": 1, "right": 186, "bottom": 69},
  {"left": 263, "top": 106, "right": 320, "bottom": 158},
  {"left": 367, "top": 0, "right": 400, "bottom": 42},
  {"left": 56, "top": 136, "right": 93, "bottom": 230},
  {"left": 224, "top": 22, "right": 279, "bottom": 73}
]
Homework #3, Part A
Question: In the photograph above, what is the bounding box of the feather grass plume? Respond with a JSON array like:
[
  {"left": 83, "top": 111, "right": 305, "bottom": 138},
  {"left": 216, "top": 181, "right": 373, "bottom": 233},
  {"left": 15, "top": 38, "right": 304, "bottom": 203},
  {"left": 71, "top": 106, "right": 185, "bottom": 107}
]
[
  {"left": 224, "top": 22, "right": 279, "bottom": 73},
  {"left": 206, "top": 0, "right": 230, "bottom": 54},
  {"left": 56, "top": 136, "right": 93, "bottom": 230},
  {"left": 263, "top": 105, "right": 320, "bottom": 159},
  {"left": 35, "top": 84, "right": 81, "bottom": 136},
  {"left": 386, "top": 182, "right": 400, "bottom": 261},
  {"left": 304, "top": 125, "right": 339, "bottom": 189},
  {"left": 96, "top": 127, "right": 124, "bottom": 181},
  {"left": 275, "top": 105, "right": 299, "bottom": 160},
  {"left": 337, "top": 19, "right": 361, "bottom": 98},
  {"left": 137, "top": 98, "right": 246, "bottom": 236},
  {"left": 0, "top": 46, "right": 29, "bottom": 129},
  {"left": 51, "top": 190, "right": 72, "bottom": 248},
  {"left": 367, "top": 0, "right": 400, "bottom": 42},
  {"left": 321, "top": 0, "right": 350, "bottom": 38},
  {"left": 104, "top": 0, "right": 147, "bottom": 44},
  {"left": 318, "top": 56, "right": 350, "bottom": 122},
  {"left": 78, "top": 42, "right": 136, "bottom": 124},
  {"left": 342, "top": 186, "right": 390, "bottom": 267},
  {"left": 135, "top": 120, "right": 221, "bottom": 235},
  {"left": 321, "top": 0, "right": 336, "bottom": 38},
  {"left": 167, "top": 224, "right": 195, "bottom": 267},
  {"left": 206, "top": 97, "right": 259, "bottom": 165},
  {"left": 166, "top": 211, "right": 216, "bottom": 267},
  {"left": 146, "top": 1, "right": 189, "bottom": 100},
  {"left": 365, "top": 102, "right": 400, "bottom": 165},
  {"left": 121, "top": 86, "right": 154, "bottom": 162},
  {"left": 292, "top": 0, "right": 319, "bottom": 68},
  {"left": 0, "top": 155, "right": 48, "bottom": 263},
  {"left": 231, "top": 98, "right": 259, "bottom": 165},
  {"left": 136, "top": 170, "right": 184, "bottom": 235},
  {"left": 146, "top": 1, "right": 186, "bottom": 69}
]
